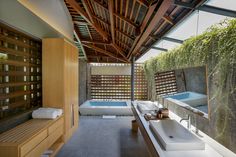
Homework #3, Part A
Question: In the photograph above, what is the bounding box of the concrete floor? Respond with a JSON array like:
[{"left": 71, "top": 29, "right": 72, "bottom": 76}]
[{"left": 57, "top": 116, "right": 150, "bottom": 157}]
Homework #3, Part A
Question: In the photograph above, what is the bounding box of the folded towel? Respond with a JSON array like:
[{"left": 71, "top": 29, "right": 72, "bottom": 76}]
[
  {"left": 38, "top": 108, "right": 63, "bottom": 116},
  {"left": 32, "top": 109, "right": 58, "bottom": 119}
]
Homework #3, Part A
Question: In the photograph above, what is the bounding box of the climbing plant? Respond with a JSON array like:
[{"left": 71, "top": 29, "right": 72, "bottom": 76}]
[{"left": 143, "top": 19, "right": 236, "bottom": 145}]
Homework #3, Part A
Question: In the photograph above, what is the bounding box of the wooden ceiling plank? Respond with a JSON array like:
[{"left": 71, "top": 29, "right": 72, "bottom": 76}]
[
  {"left": 108, "top": 0, "right": 128, "bottom": 61},
  {"left": 115, "top": 28, "right": 134, "bottom": 40},
  {"left": 134, "top": 4, "right": 141, "bottom": 23},
  {"left": 128, "top": 0, "right": 172, "bottom": 59},
  {"left": 82, "top": 43, "right": 127, "bottom": 62},
  {"left": 125, "top": 0, "right": 129, "bottom": 18},
  {"left": 130, "top": 0, "right": 136, "bottom": 20},
  {"left": 114, "top": 13, "right": 138, "bottom": 28},
  {"left": 94, "top": 0, "right": 108, "bottom": 10},
  {"left": 120, "top": 0, "right": 123, "bottom": 15},
  {"left": 136, "top": 0, "right": 149, "bottom": 7}
]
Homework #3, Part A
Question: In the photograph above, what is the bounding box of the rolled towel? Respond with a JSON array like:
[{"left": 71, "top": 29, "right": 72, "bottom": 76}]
[
  {"left": 32, "top": 109, "right": 58, "bottom": 119},
  {"left": 38, "top": 108, "right": 63, "bottom": 116}
]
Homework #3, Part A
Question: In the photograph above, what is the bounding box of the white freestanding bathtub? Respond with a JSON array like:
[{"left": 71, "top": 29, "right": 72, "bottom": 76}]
[{"left": 80, "top": 100, "right": 133, "bottom": 116}]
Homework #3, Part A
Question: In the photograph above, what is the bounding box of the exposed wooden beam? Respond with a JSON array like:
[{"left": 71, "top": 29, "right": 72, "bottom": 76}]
[
  {"left": 140, "top": 2, "right": 158, "bottom": 32},
  {"left": 67, "top": 0, "right": 109, "bottom": 40},
  {"left": 162, "top": 15, "right": 174, "bottom": 25},
  {"left": 111, "top": 43, "right": 129, "bottom": 62},
  {"left": 81, "top": 40, "right": 111, "bottom": 45},
  {"left": 127, "top": 2, "right": 158, "bottom": 58},
  {"left": 66, "top": 0, "right": 91, "bottom": 22},
  {"left": 114, "top": 13, "right": 139, "bottom": 28},
  {"left": 128, "top": 0, "right": 172, "bottom": 59},
  {"left": 82, "top": 43, "right": 128, "bottom": 63}
]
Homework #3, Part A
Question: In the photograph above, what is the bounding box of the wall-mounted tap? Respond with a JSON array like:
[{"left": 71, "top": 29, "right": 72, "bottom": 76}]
[{"left": 180, "top": 115, "right": 191, "bottom": 130}]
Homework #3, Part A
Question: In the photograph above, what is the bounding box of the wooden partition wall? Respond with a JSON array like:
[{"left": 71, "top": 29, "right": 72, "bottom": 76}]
[
  {"left": 0, "top": 23, "right": 42, "bottom": 120},
  {"left": 90, "top": 64, "right": 147, "bottom": 100}
]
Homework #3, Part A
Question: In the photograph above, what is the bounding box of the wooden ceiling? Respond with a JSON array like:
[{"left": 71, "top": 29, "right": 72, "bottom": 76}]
[{"left": 65, "top": 0, "right": 206, "bottom": 63}]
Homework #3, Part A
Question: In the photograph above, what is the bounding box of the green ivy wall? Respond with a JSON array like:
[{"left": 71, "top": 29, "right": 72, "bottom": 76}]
[{"left": 143, "top": 19, "right": 236, "bottom": 153}]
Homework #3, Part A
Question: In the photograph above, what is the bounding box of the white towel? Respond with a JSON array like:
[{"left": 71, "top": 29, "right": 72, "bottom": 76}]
[
  {"left": 38, "top": 107, "right": 63, "bottom": 116},
  {"left": 32, "top": 109, "right": 58, "bottom": 119}
]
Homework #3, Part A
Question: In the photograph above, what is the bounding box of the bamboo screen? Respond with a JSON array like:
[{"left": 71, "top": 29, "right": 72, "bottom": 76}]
[
  {"left": 0, "top": 23, "right": 42, "bottom": 120},
  {"left": 90, "top": 64, "right": 147, "bottom": 100},
  {"left": 155, "top": 70, "right": 177, "bottom": 96}
]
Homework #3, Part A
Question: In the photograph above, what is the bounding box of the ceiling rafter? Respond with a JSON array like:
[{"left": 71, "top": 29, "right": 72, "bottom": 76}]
[
  {"left": 127, "top": 2, "right": 158, "bottom": 58},
  {"left": 108, "top": 0, "right": 129, "bottom": 62},
  {"left": 81, "top": 40, "right": 111, "bottom": 45},
  {"left": 162, "top": 15, "right": 174, "bottom": 25},
  {"left": 128, "top": 0, "right": 172, "bottom": 59},
  {"left": 67, "top": 0, "right": 109, "bottom": 40},
  {"left": 82, "top": 43, "right": 127, "bottom": 63}
]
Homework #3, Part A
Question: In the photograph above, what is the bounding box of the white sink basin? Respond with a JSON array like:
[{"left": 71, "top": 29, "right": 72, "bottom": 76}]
[
  {"left": 150, "top": 119, "right": 205, "bottom": 151},
  {"left": 137, "top": 102, "right": 158, "bottom": 114}
]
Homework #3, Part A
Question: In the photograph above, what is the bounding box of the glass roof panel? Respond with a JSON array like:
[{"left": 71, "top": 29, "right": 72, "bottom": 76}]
[
  {"left": 167, "top": 11, "right": 232, "bottom": 40},
  {"left": 207, "top": 0, "right": 236, "bottom": 11},
  {"left": 136, "top": 49, "right": 162, "bottom": 63},
  {"left": 154, "top": 40, "right": 181, "bottom": 50}
]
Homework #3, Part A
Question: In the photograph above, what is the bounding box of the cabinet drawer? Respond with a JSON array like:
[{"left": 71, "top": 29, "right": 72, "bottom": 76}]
[
  {"left": 24, "top": 136, "right": 48, "bottom": 157},
  {"left": 48, "top": 117, "right": 64, "bottom": 134},
  {"left": 21, "top": 129, "right": 47, "bottom": 156},
  {"left": 48, "top": 125, "right": 63, "bottom": 147}
]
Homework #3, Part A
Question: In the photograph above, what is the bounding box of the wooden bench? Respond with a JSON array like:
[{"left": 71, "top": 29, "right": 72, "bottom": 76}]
[{"left": 0, "top": 116, "right": 64, "bottom": 157}]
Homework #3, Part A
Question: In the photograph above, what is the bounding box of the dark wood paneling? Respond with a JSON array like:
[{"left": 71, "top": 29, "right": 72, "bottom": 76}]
[{"left": 0, "top": 22, "right": 42, "bottom": 120}]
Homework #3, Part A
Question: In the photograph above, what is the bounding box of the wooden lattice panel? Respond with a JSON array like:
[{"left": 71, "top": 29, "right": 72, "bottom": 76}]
[
  {"left": 0, "top": 23, "right": 42, "bottom": 120},
  {"left": 155, "top": 70, "right": 177, "bottom": 96},
  {"left": 91, "top": 75, "right": 131, "bottom": 99},
  {"left": 134, "top": 64, "right": 148, "bottom": 100},
  {"left": 90, "top": 64, "right": 148, "bottom": 100}
]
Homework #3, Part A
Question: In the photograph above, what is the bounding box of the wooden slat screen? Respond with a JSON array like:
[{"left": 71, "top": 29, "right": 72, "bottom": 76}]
[
  {"left": 0, "top": 23, "right": 42, "bottom": 120},
  {"left": 134, "top": 64, "right": 148, "bottom": 100},
  {"left": 91, "top": 75, "right": 131, "bottom": 99},
  {"left": 155, "top": 70, "right": 177, "bottom": 96},
  {"left": 90, "top": 64, "right": 148, "bottom": 100}
]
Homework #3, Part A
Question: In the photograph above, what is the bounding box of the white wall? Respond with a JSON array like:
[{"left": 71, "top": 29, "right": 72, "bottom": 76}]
[
  {"left": 91, "top": 65, "right": 131, "bottom": 75},
  {"left": 0, "top": 0, "right": 63, "bottom": 39},
  {"left": 18, "top": 0, "right": 74, "bottom": 40}
]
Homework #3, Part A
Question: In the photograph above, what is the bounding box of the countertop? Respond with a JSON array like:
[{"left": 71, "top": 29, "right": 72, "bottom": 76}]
[{"left": 132, "top": 101, "right": 222, "bottom": 157}]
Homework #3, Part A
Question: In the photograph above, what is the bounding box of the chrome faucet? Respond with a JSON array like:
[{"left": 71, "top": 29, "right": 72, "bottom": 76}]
[{"left": 180, "top": 115, "right": 191, "bottom": 129}]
